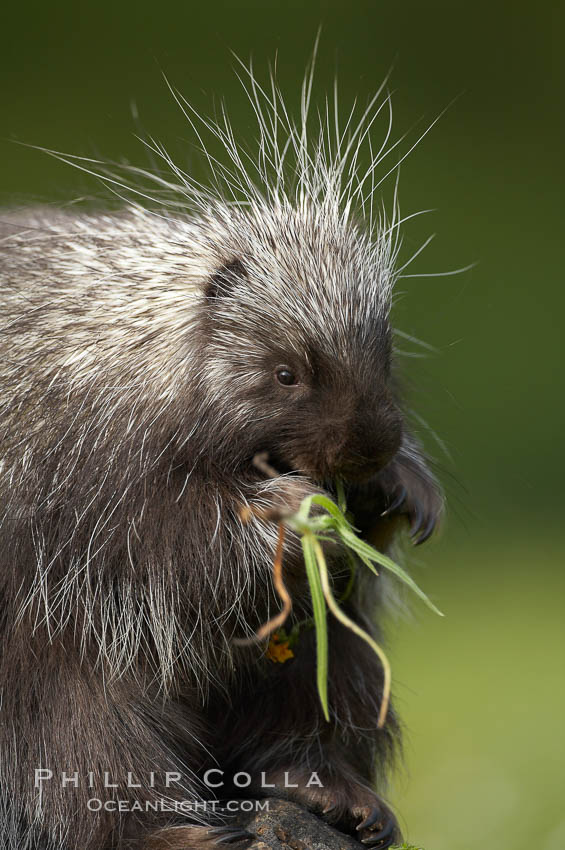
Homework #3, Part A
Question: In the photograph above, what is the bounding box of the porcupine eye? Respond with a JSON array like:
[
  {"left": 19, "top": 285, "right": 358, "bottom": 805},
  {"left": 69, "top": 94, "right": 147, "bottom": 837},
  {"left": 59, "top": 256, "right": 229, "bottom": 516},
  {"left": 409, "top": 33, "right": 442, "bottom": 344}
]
[{"left": 274, "top": 365, "right": 298, "bottom": 386}]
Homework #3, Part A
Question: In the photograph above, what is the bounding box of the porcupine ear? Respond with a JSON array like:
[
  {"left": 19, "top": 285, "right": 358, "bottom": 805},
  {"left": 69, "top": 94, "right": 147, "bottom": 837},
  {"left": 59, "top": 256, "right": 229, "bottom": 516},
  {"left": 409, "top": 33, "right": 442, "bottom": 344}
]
[
  {"left": 379, "top": 435, "right": 445, "bottom": 545},
  {"left": 205, "top": 258, "right": 247, "bottom": 301}
]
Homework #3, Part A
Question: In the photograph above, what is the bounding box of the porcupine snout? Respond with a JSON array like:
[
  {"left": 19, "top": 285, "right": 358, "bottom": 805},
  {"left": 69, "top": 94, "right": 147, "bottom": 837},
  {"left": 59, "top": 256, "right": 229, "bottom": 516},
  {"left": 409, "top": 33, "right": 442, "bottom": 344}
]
[
  {"left": 327, "top": 396, "right": 402, "bottom": 483},
  {"left": 287, "top": 381, "right": 403, "bottom": 485}
]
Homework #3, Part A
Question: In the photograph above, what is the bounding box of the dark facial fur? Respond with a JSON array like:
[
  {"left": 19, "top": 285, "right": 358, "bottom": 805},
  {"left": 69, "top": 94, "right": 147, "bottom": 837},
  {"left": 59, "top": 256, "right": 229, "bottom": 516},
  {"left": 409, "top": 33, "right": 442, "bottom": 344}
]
[{"left": 202, "top": 259, "right": 403, "bottom": 485}]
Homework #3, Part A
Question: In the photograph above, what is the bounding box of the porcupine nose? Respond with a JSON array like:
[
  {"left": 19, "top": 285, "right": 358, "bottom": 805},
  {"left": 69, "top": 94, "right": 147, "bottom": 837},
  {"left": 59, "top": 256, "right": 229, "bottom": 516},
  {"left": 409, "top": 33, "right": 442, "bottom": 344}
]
[{"left": 332, "top": 402, "right": 403, "bottom": 483}]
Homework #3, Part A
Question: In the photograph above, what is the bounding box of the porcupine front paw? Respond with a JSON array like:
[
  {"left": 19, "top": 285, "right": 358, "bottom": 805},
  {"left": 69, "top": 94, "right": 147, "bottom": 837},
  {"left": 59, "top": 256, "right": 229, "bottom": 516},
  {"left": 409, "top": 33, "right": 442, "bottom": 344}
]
[
  {"left": 317, "top": 789, "right": 400, "bottom": 848},
  {"left": 258, "top": 771, "right": 400, "bottom": 849},
  {"left": 346, "top": 799, "right": 400, "bottom": 848}
]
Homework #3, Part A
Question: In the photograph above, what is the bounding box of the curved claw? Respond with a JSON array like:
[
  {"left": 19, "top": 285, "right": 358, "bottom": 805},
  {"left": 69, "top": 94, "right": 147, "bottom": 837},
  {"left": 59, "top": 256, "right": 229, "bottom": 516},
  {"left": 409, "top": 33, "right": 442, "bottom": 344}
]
[
  {"left": 381, "top": 486, "right": 406, "bottom": 516},
  {"left": 356, "top": 806, "right": 381, "bottom": 831},
  {"left": 360, "top": 817, "right": 397, "bottom": 847},
  {"left": 412, "top": 510, "right": 436, "bottom": 545}
]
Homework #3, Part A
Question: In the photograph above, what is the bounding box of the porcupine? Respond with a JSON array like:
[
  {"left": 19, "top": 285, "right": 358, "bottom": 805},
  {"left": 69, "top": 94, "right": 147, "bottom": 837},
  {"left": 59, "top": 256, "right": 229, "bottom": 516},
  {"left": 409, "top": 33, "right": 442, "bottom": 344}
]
[{"left": 0, "top": 51, "right": 444, "bottom": 850}]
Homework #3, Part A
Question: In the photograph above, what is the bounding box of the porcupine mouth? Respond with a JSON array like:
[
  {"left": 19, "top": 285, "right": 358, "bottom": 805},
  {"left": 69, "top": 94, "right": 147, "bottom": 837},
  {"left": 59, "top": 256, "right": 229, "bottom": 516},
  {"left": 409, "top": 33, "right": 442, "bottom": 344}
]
[
  {"left": 251, "top": 450, "right": 332, "bottom": 493},
  {"left": 250, "top": 450, "right": 343, "bottom": 505},
  {"left": 252, "top": 450, "right": 299, "bottom": 478},
  {"left": 261, "top": 456, "right": 344, "bottom": 508}
]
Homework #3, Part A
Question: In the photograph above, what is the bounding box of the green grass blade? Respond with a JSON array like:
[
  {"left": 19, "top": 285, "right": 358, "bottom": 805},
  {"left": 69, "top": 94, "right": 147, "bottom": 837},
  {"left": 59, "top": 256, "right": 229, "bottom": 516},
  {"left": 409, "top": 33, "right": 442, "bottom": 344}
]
[
  {"left": 338, "top": 527, "right": 444, "bottom": 617},
  {"left": 301, "top": 532, "right": 330, "bottom": 722},
  {"left": 308, "top": 493, "right": 350, "bottom": 524},
  {"left": 290, "top": 490, "right": 443, "bottom": 616},
  {"left": 312, "top": 537, "right": 391, "bottom": 728}
]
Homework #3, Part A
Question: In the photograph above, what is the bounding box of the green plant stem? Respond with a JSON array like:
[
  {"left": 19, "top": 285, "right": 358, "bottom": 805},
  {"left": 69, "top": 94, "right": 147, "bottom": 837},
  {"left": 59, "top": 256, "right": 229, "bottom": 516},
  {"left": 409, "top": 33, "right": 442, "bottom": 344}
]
[{"left": 312, "top": 536, "right": 392, "bottom": 728}]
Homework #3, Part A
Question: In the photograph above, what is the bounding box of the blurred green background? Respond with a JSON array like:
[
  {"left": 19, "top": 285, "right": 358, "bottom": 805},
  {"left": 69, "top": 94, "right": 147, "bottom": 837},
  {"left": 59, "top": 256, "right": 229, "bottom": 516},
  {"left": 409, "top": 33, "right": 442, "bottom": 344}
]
[{"left": 2, "top": 1, "right": 563, "bottom": 848}]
